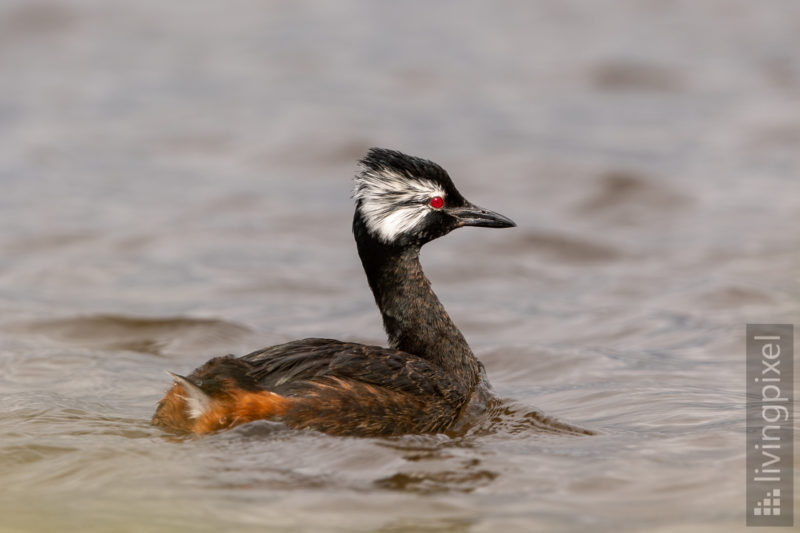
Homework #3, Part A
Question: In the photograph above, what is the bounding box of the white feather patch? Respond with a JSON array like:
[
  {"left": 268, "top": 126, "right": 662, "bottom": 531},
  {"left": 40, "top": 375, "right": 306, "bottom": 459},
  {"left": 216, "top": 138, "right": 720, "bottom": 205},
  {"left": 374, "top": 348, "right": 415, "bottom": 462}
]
[
  {"left": 182, "top": 394, "right": 208, "bottom": 420},
  {"left": 167, "top": 371, "right": 210, "bottom": 420},
  {"left": 354, "top": 167, "right": 445, "bottom": 243}
]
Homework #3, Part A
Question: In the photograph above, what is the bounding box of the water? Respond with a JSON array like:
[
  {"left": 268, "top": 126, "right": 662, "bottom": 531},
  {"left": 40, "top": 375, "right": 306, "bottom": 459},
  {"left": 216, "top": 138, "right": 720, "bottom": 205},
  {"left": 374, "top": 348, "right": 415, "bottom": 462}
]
[{"left": 1, "top": 1, "right": 799, "bottom": 531}]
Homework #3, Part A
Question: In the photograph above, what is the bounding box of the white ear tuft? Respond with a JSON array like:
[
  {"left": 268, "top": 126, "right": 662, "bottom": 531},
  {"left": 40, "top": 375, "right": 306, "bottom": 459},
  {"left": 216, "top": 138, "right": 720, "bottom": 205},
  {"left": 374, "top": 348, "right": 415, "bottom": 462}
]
[
  {"left": 353, "top": 168, "right": 445, "bottom": 242},
  {"left": 167, "top": 371, "right": 211, "bottom": 420}
]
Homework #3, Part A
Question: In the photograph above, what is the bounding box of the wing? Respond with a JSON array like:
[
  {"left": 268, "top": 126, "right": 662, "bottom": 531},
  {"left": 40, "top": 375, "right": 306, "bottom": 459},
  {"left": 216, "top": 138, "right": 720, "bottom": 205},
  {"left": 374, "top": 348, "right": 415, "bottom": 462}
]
[
  {"left": 155, "top": 338, "right": 472, "bottom": 436},
  {"left": 241, "top": 338, "right": 467, "bottom": 408}
]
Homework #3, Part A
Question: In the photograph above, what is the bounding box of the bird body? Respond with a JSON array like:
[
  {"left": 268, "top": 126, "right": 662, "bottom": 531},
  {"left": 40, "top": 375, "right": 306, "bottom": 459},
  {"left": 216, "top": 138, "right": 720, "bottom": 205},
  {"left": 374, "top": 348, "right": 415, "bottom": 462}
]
[{"left": 152, "top": 148, "right": 515, "bottom": 436}]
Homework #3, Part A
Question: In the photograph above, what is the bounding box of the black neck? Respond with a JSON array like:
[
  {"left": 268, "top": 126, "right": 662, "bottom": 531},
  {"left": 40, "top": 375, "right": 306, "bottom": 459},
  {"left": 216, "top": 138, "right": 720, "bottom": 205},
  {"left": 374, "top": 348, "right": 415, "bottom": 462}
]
[{"left": 353, "top": 215, "right": 479, "bottom": 387}]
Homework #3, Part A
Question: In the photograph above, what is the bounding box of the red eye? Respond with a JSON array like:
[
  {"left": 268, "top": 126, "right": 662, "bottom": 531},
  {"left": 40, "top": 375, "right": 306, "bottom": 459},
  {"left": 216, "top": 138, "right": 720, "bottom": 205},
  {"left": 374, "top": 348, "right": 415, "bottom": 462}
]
[{"left": 429, "top": 196, "right": 444, "bottom": 209}]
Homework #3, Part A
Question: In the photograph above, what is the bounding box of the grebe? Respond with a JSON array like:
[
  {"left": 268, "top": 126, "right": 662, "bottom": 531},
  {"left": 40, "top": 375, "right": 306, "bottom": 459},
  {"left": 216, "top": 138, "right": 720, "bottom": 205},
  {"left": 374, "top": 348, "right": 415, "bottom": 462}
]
[{"left": 152, "top": 148, "right": 516, "bottom": 436}]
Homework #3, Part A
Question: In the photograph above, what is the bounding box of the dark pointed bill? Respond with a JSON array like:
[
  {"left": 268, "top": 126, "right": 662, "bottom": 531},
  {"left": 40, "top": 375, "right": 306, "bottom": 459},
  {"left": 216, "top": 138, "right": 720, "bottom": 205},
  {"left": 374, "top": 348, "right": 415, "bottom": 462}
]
[{"left": 449, "top": 204, "right": 516, "bottom": 228}]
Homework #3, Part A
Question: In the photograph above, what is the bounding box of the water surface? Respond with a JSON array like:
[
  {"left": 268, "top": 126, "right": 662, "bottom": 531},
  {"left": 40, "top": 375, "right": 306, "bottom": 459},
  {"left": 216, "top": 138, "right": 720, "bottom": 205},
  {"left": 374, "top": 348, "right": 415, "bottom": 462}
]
[{"left": 1, "top": 1, "right": 799, "bottom": 531}]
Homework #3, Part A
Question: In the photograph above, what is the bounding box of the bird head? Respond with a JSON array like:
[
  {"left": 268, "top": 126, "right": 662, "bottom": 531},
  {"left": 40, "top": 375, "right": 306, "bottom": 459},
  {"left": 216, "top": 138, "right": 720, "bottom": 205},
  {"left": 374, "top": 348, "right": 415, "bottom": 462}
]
[{"left": 353, "top": 148, "right": 515, "bottom": 247}]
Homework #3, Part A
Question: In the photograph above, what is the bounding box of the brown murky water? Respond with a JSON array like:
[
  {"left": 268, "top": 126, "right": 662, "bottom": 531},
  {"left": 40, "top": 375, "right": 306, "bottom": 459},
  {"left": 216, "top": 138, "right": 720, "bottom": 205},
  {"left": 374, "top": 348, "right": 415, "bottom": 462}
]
[{"left": 1, "top": 1, "right": 799, "bottom": 532}]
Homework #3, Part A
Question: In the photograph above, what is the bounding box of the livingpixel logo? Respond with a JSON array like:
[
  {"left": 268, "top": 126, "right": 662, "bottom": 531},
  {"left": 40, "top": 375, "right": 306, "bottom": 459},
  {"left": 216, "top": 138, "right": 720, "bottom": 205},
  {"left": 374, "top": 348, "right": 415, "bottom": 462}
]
[
  {"left": 746, "top": 324, "right": 794, "bottom": 527},
  {"left": 752, "top": 488, "right": 781, "bottom": 517}
]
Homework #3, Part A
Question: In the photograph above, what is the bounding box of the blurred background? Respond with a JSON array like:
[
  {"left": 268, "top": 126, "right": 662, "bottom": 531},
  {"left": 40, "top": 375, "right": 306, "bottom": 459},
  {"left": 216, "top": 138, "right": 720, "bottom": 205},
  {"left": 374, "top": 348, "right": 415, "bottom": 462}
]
[{"left": 0, "top": 1, "right": 798, "bottom": 532}]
